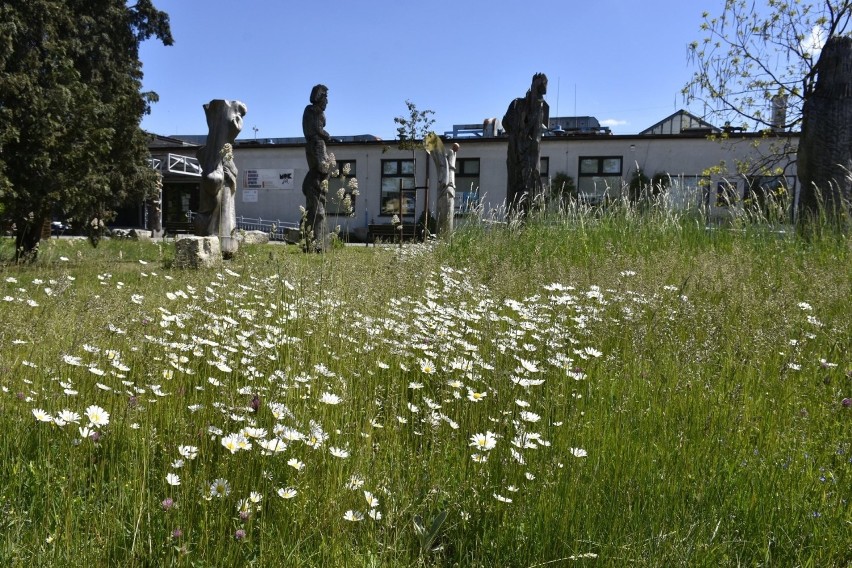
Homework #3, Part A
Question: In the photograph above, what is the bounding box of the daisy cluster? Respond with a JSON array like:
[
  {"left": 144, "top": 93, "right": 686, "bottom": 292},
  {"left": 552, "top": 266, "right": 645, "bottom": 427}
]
[
  {"left": 6, "top": 250, "right": 844, "bottom": 542},
  {"left": 15, "top": 258, "right": 606, "bottom": 523},
  {"left": 338, "top": 268, "right": 602, "bottom": 485}
]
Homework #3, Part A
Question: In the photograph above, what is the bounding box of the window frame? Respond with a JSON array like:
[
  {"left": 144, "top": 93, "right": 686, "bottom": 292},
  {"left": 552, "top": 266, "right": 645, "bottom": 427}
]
[
  {"left": 577, "top": 155, "right": 623, "bottom": 202},
  {"left": 380, "top": 159, "right": 416, "bottom": 217},
  {"left": 715, "top": 180, "right": 738, "bottom": 207},
  {"left": 743, "top": 175, "right": 796, "bottom": 201},
  {"left": 454, "top": 157, "right": 481, "bottom": 215},
  {"left": 667, "top": 174, "right": 711, "bottom": 209}
]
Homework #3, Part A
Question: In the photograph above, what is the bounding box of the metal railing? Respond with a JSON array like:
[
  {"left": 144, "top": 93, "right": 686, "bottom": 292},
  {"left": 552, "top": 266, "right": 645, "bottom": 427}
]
[
  {"left": 235, "top": 215, "right": 300, "bottom": 242},
  {"left": 186, "top": 211, "right": 301, "bottom": 243}
]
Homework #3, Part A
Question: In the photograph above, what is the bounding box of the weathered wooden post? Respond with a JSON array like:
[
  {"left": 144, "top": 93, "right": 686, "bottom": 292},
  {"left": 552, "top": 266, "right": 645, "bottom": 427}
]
[{"left": 425, "top": 132, "right": 459, "bottom": 237}]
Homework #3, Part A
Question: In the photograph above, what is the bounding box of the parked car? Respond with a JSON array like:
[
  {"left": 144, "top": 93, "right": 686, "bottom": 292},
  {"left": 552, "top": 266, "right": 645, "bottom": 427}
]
[{"left": 51, "top": 220, "right": 71, "bottom": 235}]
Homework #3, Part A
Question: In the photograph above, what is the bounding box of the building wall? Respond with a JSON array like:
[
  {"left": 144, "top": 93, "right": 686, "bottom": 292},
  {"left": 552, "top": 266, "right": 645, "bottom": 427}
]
[
  {"left": 556, "top": 134, "right": 798, "bottom": 215},
  {"left": 225, "top": 132, "right": 800, "bottom": 233},
  {"left": 230, "top": 145, "right": 307, "bottom": 226}
]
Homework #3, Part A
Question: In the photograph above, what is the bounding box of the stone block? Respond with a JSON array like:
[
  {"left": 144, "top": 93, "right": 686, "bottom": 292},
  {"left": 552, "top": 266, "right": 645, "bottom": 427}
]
[
  {"left": 174, "top": 236, "right": 221, "bottom": 269},
  {"left": 129, "top": 229, "right": 152, "bottom": 241},
  {"left": 240, "top": 230, "right": 270, "bottom": 245}
]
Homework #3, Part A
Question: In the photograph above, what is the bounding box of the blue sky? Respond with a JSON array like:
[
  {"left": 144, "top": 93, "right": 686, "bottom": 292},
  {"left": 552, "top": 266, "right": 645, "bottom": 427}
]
[{"left": 139, "top": 0, "right": 721, "bottom": 140}]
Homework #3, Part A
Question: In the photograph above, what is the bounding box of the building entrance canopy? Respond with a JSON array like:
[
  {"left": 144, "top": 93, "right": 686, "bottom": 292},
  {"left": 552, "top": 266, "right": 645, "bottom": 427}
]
[{"left": 147, "top": 153, "right": 202, "bottom": 177}]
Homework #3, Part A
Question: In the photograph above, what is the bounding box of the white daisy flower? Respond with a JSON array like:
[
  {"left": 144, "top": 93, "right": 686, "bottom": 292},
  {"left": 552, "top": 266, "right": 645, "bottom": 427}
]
[
  {"left": 277, "top": 487, "right": 297, "bottom": 499},
  {"left": 85, "top": 405, "right": 110, "bottom": 427},
  {"left": 570, "top": 447, "right": 588, "bottom": 458},
  {"left": 469, "top": 431, "right": 497, "bottom": 451},
  {"left": 319, "top": 392, "right": 342, "bottom": 405},
  {"left": 32, "top": 408, "right": 53, "bottom": 423},
  {"left": 329, "top": 446, "right": 350, "bottom": 459}
]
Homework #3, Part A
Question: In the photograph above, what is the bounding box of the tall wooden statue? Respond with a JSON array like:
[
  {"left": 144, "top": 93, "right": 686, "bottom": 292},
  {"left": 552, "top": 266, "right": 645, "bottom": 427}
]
[
  {"left": 503, "top": 73, "right": 549, "bottom": 216},
  {"left": 302, "top": 84, "right": 331, "bottom": 252},
  {"left": 194, "top": 99, "right": 247, "bottom": 258}
]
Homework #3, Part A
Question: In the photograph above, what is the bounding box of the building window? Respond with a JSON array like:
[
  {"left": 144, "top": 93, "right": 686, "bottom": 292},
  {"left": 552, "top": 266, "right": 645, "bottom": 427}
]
[
  {"left": 540, "top": 156, "right": 550, "bottom": 177},
  {"left": 668, "top": 175, "right": 710, "bottom": 210},
  {"left": 162, "top": 182, "right": 200, "bottom": 223},
  {"left": 577, "top": 156, "right": 622, "bottom": 202},
  {"left": 327, "top": 160, "right": 357, "bottom": 216},
  {"left": 743, "top": 175, "right": 795, "bottom": 202},
  {"left": 381, "top": 159, "right": 415, "bottom": 216},
  {"left": 742, "top": 175, "right": 794, "bottom": 219},
  {"left": 455, "top": 158, "right": 480, "bottom": 214},
  {"left": 715, "top": 180, "right": 738, "bottom": 207}
]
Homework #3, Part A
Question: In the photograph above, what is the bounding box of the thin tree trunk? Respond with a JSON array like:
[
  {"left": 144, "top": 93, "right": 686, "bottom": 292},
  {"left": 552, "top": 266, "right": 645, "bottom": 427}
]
[{"left": 14, "top": 214, "right": 47, "bottom": 263}]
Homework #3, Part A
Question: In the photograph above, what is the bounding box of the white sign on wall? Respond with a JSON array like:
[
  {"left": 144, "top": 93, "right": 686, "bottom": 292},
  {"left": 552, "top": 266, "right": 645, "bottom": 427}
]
[
  {"left": 243, "top": 169, "right": 295, "bottom": 190},
  {"left": 242, "top": 189, "right": 259, "bottom": 203}
]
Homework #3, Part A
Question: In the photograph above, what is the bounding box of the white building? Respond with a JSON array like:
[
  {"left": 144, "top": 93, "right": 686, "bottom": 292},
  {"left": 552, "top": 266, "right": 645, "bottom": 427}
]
[{"left": 147, "top": 110, "right": 800, "bottom": 239}]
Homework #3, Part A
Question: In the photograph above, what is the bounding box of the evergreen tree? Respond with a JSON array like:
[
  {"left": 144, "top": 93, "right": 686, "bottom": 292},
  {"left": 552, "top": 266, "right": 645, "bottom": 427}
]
[{"left": 0, "top": 0, "right": 172, "bottom": 259}]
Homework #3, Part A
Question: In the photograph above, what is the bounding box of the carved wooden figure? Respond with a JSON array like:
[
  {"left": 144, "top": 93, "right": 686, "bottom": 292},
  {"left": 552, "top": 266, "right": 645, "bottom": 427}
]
[
  {"left": 302, "top": 84, "right": 331, "bottom": 252},
  {"left": 503, "top": 73, "right": 549, "bottom": 215},
  {"left": 194, "top": 99, "right": 247, "bottom": 258}
]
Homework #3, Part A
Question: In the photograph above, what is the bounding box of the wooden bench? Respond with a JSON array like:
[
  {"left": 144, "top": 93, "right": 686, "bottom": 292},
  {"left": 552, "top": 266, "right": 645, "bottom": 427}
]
[
  {"left": 367, "top": 223, "right": 417, "bottom": 245},
  {"left": 164, "top": 221, "right": 195, "bottom": 236}
]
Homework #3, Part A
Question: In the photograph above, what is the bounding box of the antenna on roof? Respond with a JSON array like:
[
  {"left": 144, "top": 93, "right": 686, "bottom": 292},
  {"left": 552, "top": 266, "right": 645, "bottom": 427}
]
[
  {"left": 552, "top": 77, "right": 563, "bottom": 134},
  {"left": 574, "top": 83, "right": 577, "bottom": 117},
  {"left": 556, "top": 77, "right": 560, "bottom": 117}
]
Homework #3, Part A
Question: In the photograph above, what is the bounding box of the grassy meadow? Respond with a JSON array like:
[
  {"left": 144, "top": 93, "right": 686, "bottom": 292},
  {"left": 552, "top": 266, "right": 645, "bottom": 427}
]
[{"left": 0, "top": 210, "right": 849, "bottom": 566}]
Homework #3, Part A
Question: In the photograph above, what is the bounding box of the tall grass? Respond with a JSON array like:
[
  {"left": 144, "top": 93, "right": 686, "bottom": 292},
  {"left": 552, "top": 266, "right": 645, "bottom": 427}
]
[{"left": 0, "top": 211, "right": 849, "bottom": 566}]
